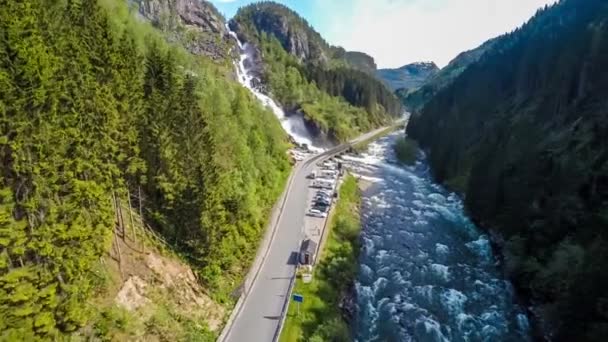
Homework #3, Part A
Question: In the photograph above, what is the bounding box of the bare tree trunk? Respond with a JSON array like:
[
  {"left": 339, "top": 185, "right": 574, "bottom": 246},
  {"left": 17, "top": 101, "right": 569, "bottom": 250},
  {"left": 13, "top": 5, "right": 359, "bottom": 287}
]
[
  {"left": 111, "top": 191, "right": 123, "bottom": 278},
  {"left": 4, "top": 250, "right": 13, "bottom": 271},
  {"left": 138, "top": 186, "right": 145, "bottom": 251},
  {"left": 114, "top": 225, "right": 123, "bottom": 280},
  {"left": 127, "top": 189, "right": 136, "bottom": 244},
  {"left": 117, "top": 196, "right": 126, "bottom": 238}
]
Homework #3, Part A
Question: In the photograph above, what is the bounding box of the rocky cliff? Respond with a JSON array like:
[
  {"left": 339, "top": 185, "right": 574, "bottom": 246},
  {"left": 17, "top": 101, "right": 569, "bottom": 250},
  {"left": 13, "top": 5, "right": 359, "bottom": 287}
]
[
  {"left": 134, "top": 0, "right": 232, "bottom": 61},
  {"left": 229, "top": 2, "right": 329, "bottom": 63}
]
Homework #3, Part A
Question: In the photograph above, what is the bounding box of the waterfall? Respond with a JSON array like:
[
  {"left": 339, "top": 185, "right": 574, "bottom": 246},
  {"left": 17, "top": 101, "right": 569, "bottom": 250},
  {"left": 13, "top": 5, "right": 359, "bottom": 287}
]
[{"left": 226, "top": 25, "right": 322, "bottom": 152}]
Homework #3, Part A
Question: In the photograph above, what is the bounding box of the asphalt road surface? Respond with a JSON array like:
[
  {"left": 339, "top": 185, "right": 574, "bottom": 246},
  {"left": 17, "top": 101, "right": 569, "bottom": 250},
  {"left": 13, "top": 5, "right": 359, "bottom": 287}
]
[{"left": 223, "top": 123, "right": 403, "bottom": 342}]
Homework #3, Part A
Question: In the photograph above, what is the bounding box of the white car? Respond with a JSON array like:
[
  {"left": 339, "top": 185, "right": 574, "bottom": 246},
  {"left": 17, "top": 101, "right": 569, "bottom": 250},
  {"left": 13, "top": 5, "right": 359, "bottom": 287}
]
[
  {"left": 307, "top": 209, "right": 327, "bottom": 218},
  {"left": 311, "top": 180, "right": 334, "bottom": 189}
]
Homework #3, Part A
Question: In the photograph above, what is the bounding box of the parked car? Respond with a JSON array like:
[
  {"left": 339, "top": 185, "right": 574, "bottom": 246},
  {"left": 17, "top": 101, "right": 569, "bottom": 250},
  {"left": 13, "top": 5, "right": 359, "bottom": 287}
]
[
  {"left": 315, "top": 179, "right": 335, "bottom": 189},
  {"left": 314, "top": 197, "right": 331, "bottom": 206},
  {"left": 319, "top": 170, "right": 338, "bottom": 179},
  {"left": 315, "top": 190, "right": 332, "bottom": 197},
  {"left": 314, "top": 198, "right": 331, "bottom": 205},
  {"left": 312, "top": 205, "right": 329, "bottom": 213},
  {"left": 307, "top": 209, "right": 327, "bottom": 218}
]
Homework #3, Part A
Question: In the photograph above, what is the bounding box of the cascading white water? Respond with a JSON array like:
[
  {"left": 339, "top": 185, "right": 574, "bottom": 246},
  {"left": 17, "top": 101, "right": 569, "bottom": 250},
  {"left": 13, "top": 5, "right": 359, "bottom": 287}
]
[{"left": 226, "top": 25, "right": 322, "bottom": 152}]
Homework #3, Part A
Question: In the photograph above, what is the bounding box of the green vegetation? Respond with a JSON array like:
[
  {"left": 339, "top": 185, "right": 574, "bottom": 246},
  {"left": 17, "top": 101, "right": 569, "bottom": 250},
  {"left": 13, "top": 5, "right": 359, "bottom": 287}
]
[
  {"left": 393, "top": 137, "right": 419, "bottom": 166},
  {"left": 231, "top": 1, "right": 401, "bottom": 141},
  {"left": 280, "top": 175, "right": 361, "bottom": 342},
  {"left": 0, "top": 0, "right": 290, "bottom": 339},
  {"left": 257, "top": 35, "right": 392, "bottom": 141},
  {"left": 408, "top": 0, "right": 608, "bottom": 340}
]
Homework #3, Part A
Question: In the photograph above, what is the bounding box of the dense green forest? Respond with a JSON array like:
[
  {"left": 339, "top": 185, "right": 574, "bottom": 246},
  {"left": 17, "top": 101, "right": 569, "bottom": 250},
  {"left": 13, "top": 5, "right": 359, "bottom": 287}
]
[
  {"left": 0, "top": 0, "right": 290, "bottom": 339},
  {"left": 408, "top": 0, "right": 608, "bottom": 340},
  {"left": 230, "top": 2, "right": 401, "bottom": 141},
  {"left": 303, "top": 64, "right": 402, "bottom": 117}
]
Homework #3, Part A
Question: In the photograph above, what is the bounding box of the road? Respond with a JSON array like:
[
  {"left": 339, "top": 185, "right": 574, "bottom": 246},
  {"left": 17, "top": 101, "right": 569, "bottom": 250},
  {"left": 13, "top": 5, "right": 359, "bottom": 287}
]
[{"left": 222, "top": 122, "right": 404, "bottom": 342}]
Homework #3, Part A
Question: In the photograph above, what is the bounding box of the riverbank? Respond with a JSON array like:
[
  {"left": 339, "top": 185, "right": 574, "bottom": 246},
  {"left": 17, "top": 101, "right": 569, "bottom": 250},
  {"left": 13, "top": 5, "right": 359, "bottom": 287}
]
[
  {"left": 280, "top": 175, "right": 362, "bottom": 341},
  {"left": 352, "top": 121, "right": 406, "bottom": 153}
]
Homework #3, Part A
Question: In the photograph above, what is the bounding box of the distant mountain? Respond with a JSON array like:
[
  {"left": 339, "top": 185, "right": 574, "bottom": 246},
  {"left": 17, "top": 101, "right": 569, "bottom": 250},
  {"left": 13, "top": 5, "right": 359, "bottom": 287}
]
[
  {"left": 408, "top": 0, "right": 608, "bottom": 339},
  {"left": 230, "top": 1, "right": 402, "bottom": 141},
  {"left": 376, "top": 62, "right": 439, "bottom": 91},
  {"left": 229, "top": 2, "right": 378, "bottom": 71},
  {"left": 400, "top": 38, "right": 497, "bottom": 111}
]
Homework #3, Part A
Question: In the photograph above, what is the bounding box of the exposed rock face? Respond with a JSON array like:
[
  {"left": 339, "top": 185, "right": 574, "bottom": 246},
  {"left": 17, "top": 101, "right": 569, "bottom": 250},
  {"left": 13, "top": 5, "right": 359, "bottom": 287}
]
[
  {"left": 230, "top": 3, "right": 329, "bottom": 63},
  {"left": 134, "top": 0, "right": 232, "bottom": 61}
]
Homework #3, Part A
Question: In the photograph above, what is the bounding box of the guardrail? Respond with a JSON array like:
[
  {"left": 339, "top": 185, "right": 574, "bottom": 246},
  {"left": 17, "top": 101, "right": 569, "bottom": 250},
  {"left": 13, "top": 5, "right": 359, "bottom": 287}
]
[{"left": 272, "top": 257, "right": 297, "bottom": 342}]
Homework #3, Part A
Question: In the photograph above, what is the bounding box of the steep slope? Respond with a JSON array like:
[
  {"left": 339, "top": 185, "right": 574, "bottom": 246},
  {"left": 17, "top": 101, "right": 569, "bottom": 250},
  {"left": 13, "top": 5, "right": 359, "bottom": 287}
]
[
  {"left": 0, "top": 0, "right": 291, "bottom": 339},
  {"left": 377, "top": 61, "right": 439, "bottom": 91},
  {"left": 400, "top": 38, "right": 497, "bottom": 112},
  {"left": 230, "top": 1, "right": 402, "bottom": 142},
  {"left": 407, "top": 0, "right": 608, "bottom": 340},
  {"left": 134, "top": 0, "right": 233, "bottom": 61}
]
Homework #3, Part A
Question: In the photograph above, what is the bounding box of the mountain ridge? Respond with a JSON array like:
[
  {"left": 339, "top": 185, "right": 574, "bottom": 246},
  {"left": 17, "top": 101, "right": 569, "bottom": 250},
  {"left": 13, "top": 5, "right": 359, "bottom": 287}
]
[
  {"left": 229, "top": 1, "right": 402, "bottom": 141},
  {"left": 377, "top": 61, "right": 439, "bottom": 91}
]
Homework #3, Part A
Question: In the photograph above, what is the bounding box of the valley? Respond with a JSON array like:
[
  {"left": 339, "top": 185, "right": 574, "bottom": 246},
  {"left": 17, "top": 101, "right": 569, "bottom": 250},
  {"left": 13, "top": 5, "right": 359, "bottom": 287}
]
[{"left": 1, "top": 0, "right": 607, "bottom": 341}]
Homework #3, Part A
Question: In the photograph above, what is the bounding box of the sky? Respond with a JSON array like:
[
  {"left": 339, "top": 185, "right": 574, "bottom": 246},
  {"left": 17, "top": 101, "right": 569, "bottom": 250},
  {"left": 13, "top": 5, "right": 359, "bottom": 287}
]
[{"left": 210, "top": 0, "right": 557, "bottom": 68}]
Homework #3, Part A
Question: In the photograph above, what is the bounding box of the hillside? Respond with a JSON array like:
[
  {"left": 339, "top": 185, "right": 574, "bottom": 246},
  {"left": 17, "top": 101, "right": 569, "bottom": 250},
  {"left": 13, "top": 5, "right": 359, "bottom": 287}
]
[
  {"left": 400, "top": 38, "right": 497, "bottom": 112},
  {"left": 230, "top": 1, "right": 402, "bottom": 142},
  {"left": 376, "top": 62, "right": 439, "bottom": 91},
  {"left": 0, "top": 0, "right": 291, "bottom": 339},
  {"left": 407, "top": 0, "right": 608, "bottom": 339}
]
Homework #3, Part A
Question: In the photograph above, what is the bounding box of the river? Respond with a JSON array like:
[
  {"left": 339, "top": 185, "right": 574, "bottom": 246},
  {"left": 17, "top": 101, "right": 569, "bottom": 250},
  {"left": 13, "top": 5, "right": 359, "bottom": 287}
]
[{"left": 344, "top": 133, "right": 531, "bottom": 342}]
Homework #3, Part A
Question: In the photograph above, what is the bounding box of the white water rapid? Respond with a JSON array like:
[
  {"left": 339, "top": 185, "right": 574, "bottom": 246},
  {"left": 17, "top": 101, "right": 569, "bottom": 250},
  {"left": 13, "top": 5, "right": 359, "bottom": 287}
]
[{"left": 226, "top": 25, "right": 322, "bottom": 152}]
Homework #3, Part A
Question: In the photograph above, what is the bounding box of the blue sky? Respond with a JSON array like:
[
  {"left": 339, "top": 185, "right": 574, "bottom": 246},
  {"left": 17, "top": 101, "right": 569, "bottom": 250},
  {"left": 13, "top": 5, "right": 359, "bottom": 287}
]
[{"left": 210, "top": 0, "right": 556, "bottom": 68}]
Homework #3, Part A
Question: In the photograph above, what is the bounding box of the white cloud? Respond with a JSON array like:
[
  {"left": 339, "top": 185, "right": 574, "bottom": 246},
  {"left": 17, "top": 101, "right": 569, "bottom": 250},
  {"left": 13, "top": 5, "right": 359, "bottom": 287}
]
[{"left": 318, "top": 0, "right": 557, "bottom": 68}]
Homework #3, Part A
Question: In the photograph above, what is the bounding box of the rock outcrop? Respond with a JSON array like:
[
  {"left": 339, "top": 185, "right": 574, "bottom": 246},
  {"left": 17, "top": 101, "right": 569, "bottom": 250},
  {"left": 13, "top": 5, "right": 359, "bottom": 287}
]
[
  {"left": 229, "top": 2, "right": 330, "bottom": 63},
  {"left": 134, "top": 0, "right": 232, "bottom": 61}
]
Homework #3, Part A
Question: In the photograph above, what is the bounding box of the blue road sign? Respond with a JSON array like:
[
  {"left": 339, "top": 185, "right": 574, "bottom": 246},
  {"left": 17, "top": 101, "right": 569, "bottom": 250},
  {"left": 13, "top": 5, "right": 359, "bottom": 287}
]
[{"left": 293, "top": 294, "right": 304, "bottom": 303}]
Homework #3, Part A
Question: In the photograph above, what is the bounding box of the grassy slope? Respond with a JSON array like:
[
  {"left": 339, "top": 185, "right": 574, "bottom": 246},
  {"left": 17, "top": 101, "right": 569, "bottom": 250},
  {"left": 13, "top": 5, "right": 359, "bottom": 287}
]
[{"left": 280, "top": 175, "right": 361, "bottom": 342}]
